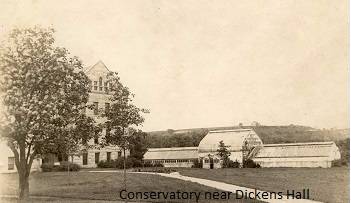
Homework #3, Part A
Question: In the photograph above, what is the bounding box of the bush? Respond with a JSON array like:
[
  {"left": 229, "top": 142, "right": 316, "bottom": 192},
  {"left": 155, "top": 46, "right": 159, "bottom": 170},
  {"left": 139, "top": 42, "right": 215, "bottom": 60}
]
[
  {"left": 192, "top": 159, "right": 203, "bottom": 168},
  {"left": 97, "top": 157, "right": 143, "bottom": 169},
  {"left": 332, "top": 159, "right": 348, "bottom": 167},
  {"left": 57, "top": 161, "right": 80, "bottom": 171},
  {"left": 142, "top": 161, "right": 164, "bottom": 167},
  {"left": 41, "top": 163, "right": 54, "bottom": 172},
  {"left": 132, "top": 168, "right": 175, "bottom": 173},
  {"left": 227, "top": 160, "right": 240, "bottom": 168},
  {"left": 97, "top": 160, "right": 117, "bottom": 168},
  {"left": 243, "top": 159, "right": 260, "bottom": 168}
]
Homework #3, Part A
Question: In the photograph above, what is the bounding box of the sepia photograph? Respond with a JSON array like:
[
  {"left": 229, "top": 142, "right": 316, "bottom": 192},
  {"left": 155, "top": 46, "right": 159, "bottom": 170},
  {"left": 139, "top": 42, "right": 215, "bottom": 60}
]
[{"left": 0, "top": 0, "right": 349, "bottom": 202}]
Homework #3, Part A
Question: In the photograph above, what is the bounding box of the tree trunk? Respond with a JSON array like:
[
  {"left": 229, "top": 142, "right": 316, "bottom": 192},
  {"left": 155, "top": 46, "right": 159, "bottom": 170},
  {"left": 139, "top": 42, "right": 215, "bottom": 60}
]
[{"left": 18, "top": 169, "right": 29, "bottom": 201}]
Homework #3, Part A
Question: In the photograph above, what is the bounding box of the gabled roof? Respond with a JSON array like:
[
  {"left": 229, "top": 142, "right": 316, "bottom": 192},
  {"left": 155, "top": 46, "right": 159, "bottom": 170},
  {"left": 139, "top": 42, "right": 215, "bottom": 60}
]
[
  {"left": 144, "top": 147, "right": 198, "bottom": 160},
  {"left": 198, "top": 129, "right": 262, "bottom": 152},
  {"left": 253, "top": 142, "right": 341, "bottom": 159},
  {"left": 84, "top": 60, "right": 110, "bottom": 73}
]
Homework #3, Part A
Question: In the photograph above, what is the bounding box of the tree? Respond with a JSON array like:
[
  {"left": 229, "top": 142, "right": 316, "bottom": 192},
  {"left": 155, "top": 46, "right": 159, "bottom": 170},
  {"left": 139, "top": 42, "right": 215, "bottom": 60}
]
[
  {"left": 128, "top": 130, "right": 148, "bottom": 161},
  {"left": 216, "top": 140, "right": 231, "bottom": 168},
  {"left": 101, "top": 71, "right": 149, "bottom": 148},
  {"left": 0, "top": 27, "right": 94, "bottom": 200}
]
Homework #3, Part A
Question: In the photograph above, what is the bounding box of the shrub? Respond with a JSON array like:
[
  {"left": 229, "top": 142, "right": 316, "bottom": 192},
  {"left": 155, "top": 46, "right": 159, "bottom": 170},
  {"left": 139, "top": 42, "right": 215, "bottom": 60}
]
[
  {"left": 97, "top": 157, "right": 142, "bottom": 169},
  {"left": 153, "top": 162, "right": 164, "bottom": 167},
  {"left": 227, "top": 160, "right": 240, "bottom": 168},
  {"left": 243, "top": 159, "right": 260, "bottom": 168},
  {"left": 132, "top": 168, "right": 175, "bottom": 173},
  {"left": 57, "top": 161, "right": 80, "bottom": 171},
  {"left": 192, "top": 159, "right": 203, "bottom": 168},
  {"left": 332, "top": 159, "right": 348, "bottom": 167},
  {"left": 97, "top": 160, "right": 116, "bottom": 168},
  {"left": 41, "top": 163, "right": 54, "bottom": 172},
  {"left": 141, "top": 161, "right": 164, "bottom": 167}
]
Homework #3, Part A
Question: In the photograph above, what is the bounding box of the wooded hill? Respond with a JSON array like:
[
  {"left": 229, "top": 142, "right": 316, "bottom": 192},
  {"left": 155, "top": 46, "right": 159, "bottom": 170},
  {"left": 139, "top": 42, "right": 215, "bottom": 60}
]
[{"left": 146, "top": 125, "right": 349, "bottom": 148}]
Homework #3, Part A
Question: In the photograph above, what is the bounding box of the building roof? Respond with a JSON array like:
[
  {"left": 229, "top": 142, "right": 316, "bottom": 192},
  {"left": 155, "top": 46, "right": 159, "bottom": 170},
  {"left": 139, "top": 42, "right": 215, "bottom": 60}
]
[
  {"left": 198, "top": 129, "right": 262, "bottom": 152},
  {"left": 84, "top": 61, "right": 110, "bottom": 74},
  {"left": 253, "top": 141, "right": 341, "bottom": 159},
  {"left": 144, "top": 147, "right": 198, "bottom": 160}
]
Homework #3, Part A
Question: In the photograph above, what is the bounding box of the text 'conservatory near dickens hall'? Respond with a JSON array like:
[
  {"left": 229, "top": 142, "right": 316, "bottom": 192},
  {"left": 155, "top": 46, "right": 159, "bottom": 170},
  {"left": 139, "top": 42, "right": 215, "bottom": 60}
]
[{"left": 143, "top": 129, "right": 341, "bottom": 168}]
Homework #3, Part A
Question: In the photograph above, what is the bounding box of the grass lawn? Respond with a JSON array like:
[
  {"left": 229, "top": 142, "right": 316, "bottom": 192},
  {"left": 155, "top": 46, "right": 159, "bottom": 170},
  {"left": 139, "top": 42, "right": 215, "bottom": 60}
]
[
  {"left": 0, "top": 171, "right": 262, "bottom": 203},
  {"left": 178, "top": 167, "right": 349, "bottom": 203}
]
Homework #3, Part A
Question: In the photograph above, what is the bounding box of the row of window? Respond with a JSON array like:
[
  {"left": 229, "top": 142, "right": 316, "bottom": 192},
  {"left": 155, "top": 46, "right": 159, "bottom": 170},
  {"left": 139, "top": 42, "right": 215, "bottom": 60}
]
[
  {"left": 91, "top": 77, "right": 112, "bottom": 92},
  {"left": 204, "top": 159, "right": 220, "bottom": 163},
  {"left": 82, "top": 151, "right": 122, "bottom": 165},
  {"left": 149, "top": 159, "right": 193, "bottom": 164}
]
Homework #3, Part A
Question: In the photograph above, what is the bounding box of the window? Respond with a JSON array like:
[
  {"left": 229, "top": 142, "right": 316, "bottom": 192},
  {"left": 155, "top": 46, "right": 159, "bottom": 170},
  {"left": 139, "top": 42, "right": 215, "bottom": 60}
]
[
  {"left": 105, "top": 103, "right": 110, "bottom": 114},
  {"left": 99, "top": 77, "right": 103, "bottom": 86},
  {"left": 83, "top": 153, "right": 88, "bottom": 165},
  {"left": 99, "top": 86, "right": 103, "bottom": 91},
  {"left": 8, "top": 157, "right": 15, "bottom": 170},
  {"left": 107, "top": 152, "right": 111, "bottom": 162},
  {"left": 118, "top": 151, "right": 122, "bottom": 158},
  {"left": 93, "top": 102, "right": 98, "bottom": 115},
  {"left": 95, "top": 152, "right": 100, "bottom": 164}
]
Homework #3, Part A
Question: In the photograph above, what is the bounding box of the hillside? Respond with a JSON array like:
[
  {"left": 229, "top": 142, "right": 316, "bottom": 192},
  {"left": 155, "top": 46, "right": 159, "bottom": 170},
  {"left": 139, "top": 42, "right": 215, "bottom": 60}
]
[{"left": 146, "top": 125, "right": 349, "bottom": 147}]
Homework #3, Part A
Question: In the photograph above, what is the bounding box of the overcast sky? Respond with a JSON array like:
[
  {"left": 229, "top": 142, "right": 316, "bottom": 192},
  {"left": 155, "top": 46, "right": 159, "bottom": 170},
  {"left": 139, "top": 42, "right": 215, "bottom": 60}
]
[{"left": 0, "top": 0, "right": 348, "bottom": 131}]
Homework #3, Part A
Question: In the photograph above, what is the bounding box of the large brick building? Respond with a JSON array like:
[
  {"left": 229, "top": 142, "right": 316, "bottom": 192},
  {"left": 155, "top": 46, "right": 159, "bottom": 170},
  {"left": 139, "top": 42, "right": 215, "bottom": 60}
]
[{"left": 69, "top": 61, "right": 129, "bottom": 168}]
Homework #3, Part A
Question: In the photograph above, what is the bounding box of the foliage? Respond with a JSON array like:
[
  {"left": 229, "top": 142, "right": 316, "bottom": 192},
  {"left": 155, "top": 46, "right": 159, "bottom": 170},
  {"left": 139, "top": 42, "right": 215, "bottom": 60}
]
[
  {"left": 243, "top": 159, "right": 260, "bottom": 168},
  {"left": 128, "top": 130, "right": 148, "bottom": 161},
  {"left": 143, "top": 162, "right": 164, "bottom": 167},
  {"left": 191, "top": 159, "right": 203, "bottom": 168},
  {"left": 97, "top": 157, "right": 142, "bottom": 169},
  {"left": 41, "top": 163, "right": 54, "bottom": 172},
  {"left": 227, "top": 160, "right": 240, "bottom": 168},
  {"left": 99, "top": 72, "right": 148, "bottom": 147},
  {"left": 0, "top": 26, "right": 95, "bottom": 199},
  {"left": 132, "top": 168, "right": 176, "bottom": 174},
  {"left": 58, "top": 161, "right": 81, "bottom": 171},
  {"left": 146, "top": 128, "right": 208, "bottom": 148},
  {"left": 216, "top": 140, "right": 231, "bottom": 168},
  {"left": 333, "top": 138, "right": 349, "bottom": 166},
  {"left": 94, "top": 71, "right": 148, "bottom": 166}
]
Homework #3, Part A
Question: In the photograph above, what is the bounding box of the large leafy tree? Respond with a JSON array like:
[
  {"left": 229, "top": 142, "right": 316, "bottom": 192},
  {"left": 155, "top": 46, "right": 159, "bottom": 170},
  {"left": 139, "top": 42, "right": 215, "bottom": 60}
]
[{"left": 0, "top": 27, "right": 95, "bottom": 200}]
